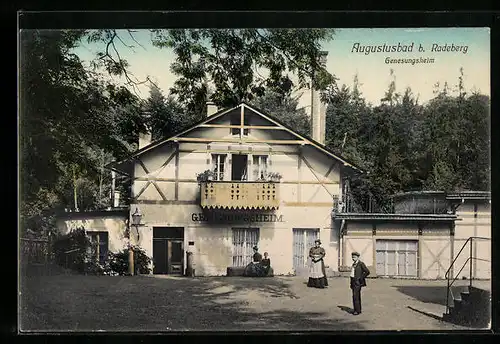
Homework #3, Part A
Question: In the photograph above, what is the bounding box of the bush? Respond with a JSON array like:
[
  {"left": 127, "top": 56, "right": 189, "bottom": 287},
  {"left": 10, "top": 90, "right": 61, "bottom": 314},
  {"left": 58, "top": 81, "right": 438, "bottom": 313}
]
[
  {"left": 52, "top": 228, "right": 152, "bottom": 276},
  {"left": 107, "top": 245, "right": 152, "bottom": 275},
  {"left": 52, "top": 227, "right": 90, "bottom": 273}
]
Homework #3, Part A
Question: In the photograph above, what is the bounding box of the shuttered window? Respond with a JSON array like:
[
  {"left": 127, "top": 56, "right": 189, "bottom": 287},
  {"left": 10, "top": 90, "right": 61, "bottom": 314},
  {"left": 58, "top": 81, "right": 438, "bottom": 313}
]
[{"left": 232, "top": 228, "right": 259, "bottom": 267}]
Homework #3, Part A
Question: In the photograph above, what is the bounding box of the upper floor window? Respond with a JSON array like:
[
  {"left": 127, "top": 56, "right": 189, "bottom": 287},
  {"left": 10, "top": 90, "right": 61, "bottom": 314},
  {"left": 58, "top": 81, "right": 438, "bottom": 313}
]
[
  {"left": 212, "top": 154, "right": 226, "bottom": 181},
  {"left": 253, "top": 155, "right": 268, "bottom": 180},
  {"left": 230, "top": 114, "right": 250, "bottom": 136}
]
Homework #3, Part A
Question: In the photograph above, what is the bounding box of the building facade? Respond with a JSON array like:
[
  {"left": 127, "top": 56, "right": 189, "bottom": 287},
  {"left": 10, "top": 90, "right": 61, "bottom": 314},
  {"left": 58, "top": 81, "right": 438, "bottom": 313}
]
[
  {"left": 56, "top": 102, "right": 491, "bottom": 280},
  {"left": 107, "top": 102, "right": 361, "bottom": 276},
  {"left": 335, "top": 191, "right": 491, "bottom": 279},
  {"left": 56, "top": 209, "right": 129, "bottom": 265}
]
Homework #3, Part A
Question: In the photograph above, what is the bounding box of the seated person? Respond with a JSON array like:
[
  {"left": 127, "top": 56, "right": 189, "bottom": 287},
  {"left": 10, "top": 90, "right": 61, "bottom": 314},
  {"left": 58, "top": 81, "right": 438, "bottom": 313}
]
[
  {"left": 243, "top": 246, "right": 263, "bottom": 277},
  {"left": 261, "top": 252, "right": 274, "bottom": 277}
]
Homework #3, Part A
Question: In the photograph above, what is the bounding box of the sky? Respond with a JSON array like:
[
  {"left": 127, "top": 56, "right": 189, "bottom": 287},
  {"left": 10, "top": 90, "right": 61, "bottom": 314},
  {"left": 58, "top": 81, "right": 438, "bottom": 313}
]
[{"left": 74, "top": 28, "right": 490, "bottom": 111}]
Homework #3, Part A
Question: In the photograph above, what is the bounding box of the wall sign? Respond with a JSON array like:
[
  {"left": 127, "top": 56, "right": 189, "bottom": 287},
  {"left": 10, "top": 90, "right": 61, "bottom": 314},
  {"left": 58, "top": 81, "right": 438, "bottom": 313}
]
[{"left": 191, "top": 213, "right": 284, "bottom": 223}]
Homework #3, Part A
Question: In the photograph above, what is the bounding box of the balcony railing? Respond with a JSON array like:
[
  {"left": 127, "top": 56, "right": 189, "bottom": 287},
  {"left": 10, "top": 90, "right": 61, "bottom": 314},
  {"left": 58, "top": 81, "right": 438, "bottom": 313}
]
[{"left": 200, "top": 181, "right": 280, "bottom": 210}]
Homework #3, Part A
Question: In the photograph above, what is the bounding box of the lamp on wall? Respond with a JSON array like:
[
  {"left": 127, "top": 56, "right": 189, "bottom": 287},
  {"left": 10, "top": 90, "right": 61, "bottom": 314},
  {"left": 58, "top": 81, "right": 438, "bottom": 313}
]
[
  {"left": 131, "top": 207, "right": 143, "bottom": 241},
  {"left": 128, "top": 207, "right": 143, "bottom": 276}
]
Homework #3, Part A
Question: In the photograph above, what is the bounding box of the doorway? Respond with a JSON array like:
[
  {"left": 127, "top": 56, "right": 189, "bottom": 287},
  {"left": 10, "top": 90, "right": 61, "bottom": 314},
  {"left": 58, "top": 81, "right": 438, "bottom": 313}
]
[
  {"left": 292, "top": 228, "right": 320, "bottom": 272},
  {"left": 375, "top": 240, "right": 418, "bottom": 277},
  {"left": 152, "top": 227, "right": 184, "bottom": 275},
  {"left": 232, "top": 154, "right": 248, "bottom": 181}
]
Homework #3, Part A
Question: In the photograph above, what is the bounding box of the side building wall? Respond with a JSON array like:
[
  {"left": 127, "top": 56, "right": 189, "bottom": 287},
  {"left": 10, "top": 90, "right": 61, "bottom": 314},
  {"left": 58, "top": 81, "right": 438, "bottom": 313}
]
[
  {"left": 342, "top": 221, "right": 454, "bottom": 279},
  {"left": 453, "top": 202, "right": 491, "bottom": 279}
]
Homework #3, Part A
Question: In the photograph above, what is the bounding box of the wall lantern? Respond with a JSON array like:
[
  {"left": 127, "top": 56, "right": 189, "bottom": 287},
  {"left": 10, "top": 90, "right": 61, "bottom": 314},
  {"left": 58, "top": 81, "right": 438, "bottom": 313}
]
[
  {"left": 132, "top": 207, "right": 143, "bottom": 226},
  {"left": 131, "top": 207, "right": 143, "bottom": 240},
  {"left": 127, "top": 207, "right": 143, "bottom": 277}
]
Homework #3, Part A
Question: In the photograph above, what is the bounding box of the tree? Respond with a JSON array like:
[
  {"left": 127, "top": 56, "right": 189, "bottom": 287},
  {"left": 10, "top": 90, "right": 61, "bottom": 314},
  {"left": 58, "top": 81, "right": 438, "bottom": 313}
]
[
  {"left": 460, "top": 93, "right": 490, "bottom": 190},
  {"left": 144, "top": 84, "right": 191, "bottom": 141},
  {"left": 149, "top": 29, "right": 336, "bottom": 116},
  {"left": 20, "top": 30, "right": 144, "bottom": 231},
  {"left": 249, "top": 88, "right": 311, "bottom": 137}
]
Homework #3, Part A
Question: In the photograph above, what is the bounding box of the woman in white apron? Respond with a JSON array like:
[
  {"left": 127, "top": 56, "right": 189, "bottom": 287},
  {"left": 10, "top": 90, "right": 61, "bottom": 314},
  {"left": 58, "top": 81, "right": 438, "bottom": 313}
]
[{"left": 307, "top": 239, "right": 328, "bottom": 288}]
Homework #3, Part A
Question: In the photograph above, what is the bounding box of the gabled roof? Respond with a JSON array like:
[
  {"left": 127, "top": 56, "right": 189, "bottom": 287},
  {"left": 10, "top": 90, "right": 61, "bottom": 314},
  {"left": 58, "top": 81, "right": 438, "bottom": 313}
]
[{"left": 107, "top": 102, "right": 364, "bottom": 175}]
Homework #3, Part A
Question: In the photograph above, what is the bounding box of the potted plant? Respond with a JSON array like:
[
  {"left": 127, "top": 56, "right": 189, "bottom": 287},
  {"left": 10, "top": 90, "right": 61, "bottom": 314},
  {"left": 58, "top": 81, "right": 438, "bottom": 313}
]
[
  {"left": 196, "top": 169, "right": 215, "bottom": 183},
  {"left": 267, "top": 172, "right": 282, "bottom": 182}
]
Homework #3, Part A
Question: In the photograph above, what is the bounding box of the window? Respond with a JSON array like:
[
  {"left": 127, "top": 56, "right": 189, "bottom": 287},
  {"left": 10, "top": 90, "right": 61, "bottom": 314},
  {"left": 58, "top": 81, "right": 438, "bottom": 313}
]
[
  {"left": 230, "top": 114, "right": 250, "bottom": 136},
  {"left": 232, "top": 228, "right": 259, "bottom": 267},
  {"left": 87, "top": 231, "right": 109, "bottom": 265},
  {"left": 252, "top": 155, "right": 268, "bottom": 180},
  {"left": 212, "top": 154, "right": 226, "bottom": 181}
]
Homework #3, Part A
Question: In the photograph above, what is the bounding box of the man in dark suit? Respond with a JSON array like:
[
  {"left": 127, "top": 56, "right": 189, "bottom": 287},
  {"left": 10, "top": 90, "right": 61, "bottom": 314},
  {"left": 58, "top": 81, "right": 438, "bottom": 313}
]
[{"left": 350, "top": 251, "right": 370, "bottom": 315}]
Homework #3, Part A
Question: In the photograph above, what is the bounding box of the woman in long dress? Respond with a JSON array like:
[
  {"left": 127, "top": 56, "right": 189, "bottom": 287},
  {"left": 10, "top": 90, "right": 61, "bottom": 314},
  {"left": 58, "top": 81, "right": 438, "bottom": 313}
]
[
  {"left": 244, "top": 246, "right": 263, "bottom": 276},
  {"left": 261, "top": 252, "right": 274, "bottom": 277},
  {"left": 307, "top": 239, "right": 328, "bottom": 288}
]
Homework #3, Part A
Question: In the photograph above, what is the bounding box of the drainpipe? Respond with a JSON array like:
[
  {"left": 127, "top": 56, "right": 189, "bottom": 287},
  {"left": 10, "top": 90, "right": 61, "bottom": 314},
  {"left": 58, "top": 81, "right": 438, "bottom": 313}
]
[
  {"left": 111, "top": 170, "right": 116, "bottom": 209},
  {"left": 339, "top": 219, "right": 346, "bottom": 268}
]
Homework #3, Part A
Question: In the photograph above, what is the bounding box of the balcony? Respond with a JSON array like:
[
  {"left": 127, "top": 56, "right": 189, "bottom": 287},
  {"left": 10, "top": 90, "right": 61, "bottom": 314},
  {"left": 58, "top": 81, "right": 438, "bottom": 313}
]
[{"left": 200, "top": 181, "right": 280, "bottom": 210}]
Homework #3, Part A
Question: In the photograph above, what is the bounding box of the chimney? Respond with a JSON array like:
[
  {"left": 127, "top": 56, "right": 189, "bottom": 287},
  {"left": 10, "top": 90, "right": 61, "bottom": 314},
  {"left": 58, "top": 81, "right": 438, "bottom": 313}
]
[
  {"left": 110, "top": 170, "right": 116, "bottom": 207},
  {"left": 113, "top": 191, "right": 120, "bottom": 208},
  {"left": 206, "top": 101, "right": 218, "bottom": 117},
  {"left": 311, "top": 51, "right": 328, "bottom": 145},
  {"left": 138, "top": 125, "right": 152, "bottom": 149}
]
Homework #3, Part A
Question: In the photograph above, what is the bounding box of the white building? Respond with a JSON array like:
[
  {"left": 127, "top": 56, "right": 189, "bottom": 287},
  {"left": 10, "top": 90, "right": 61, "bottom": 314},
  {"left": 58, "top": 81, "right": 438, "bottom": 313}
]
[{"left": 102, "top": 99, "right": 361, "bottom": 276}]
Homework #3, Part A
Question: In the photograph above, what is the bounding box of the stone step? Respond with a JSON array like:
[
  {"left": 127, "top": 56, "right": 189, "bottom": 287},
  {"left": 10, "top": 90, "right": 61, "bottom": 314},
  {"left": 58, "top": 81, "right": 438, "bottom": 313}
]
[{"left": 460, "top": 291, "right": 470, "bottom": 302}]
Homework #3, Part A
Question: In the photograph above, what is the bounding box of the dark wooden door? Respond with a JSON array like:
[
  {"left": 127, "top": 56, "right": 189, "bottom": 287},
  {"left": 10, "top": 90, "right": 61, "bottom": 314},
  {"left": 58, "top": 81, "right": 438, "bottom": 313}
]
[
  {"left": 168, "top": 240, "right": 184, "bottom": 275},
  {"left": 153, "top": 239, "right": 168, "bottom": 274},
  {"left": 153, "top": 227, "right": 184, "bottom": 275},
  {"left": 232, "top": 154, "right": 248, "bottom": 180}
]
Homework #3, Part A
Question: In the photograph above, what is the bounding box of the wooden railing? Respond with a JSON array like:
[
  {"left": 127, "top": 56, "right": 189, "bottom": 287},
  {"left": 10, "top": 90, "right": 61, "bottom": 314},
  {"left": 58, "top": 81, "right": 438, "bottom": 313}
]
[{"left": 200, "top": 181, "right": 280, "bottom": 210}]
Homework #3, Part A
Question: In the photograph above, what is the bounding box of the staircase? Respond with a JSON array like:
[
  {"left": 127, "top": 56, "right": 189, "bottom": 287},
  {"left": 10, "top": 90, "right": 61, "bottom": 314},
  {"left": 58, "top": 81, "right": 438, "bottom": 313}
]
[
  {"left": 443, "top": 285, "right": 491, "bottom": 328},
  {"left": 443, "top": 237, "right": 491, "bottom": 328}
]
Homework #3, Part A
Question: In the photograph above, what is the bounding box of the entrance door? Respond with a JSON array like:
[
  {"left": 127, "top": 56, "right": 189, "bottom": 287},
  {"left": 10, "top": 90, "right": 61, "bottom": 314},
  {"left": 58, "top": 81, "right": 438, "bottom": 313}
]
[
  {"left": 293, "top": 228, "right": 320, "bottom": 271},
  {"left": 168, "top": 240, "right": 184, "bottom": 274},
  {"left": 153, "top": 227, "right": 184, "bottom": 275},
  {"left": 376, "top": 240, "right": 418, "bottom": 277},
  {"left": 232, "top": 154, "right": 248, "bottom": 181},
  {"left": 153, "top": 239, "right": 168, "bottom": 274}
]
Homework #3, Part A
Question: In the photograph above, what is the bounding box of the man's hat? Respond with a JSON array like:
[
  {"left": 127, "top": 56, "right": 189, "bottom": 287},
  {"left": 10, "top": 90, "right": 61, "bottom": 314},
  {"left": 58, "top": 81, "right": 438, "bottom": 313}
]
[
  {"left": 351, "top": 251, "right": 360, "bottom": 257},
  {"left": 315, "top": 239, "right": 321, "bottom": 244}
]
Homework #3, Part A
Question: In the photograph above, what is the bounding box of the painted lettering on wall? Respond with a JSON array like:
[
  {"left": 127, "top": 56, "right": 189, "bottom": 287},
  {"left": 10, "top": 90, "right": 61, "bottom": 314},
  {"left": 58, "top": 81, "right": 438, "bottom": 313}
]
[{"left": 191, "top": 213, "right": 284, "bottom": 223}]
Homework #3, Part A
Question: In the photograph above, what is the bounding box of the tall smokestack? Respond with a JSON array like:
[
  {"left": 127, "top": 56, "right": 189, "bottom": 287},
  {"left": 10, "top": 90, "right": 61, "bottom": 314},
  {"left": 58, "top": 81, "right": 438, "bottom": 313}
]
[
  {"left": 113, "top": 191, "right": 120, "bottom": 208},
  {"left": 110, "top": 170, "right": 116, "bottom": 209},
  {"left": 206, "top": 101, "right": 218, "bottom": 117},
  {"left": 311, "top": 51, "right": 328, "bottom": 145}
]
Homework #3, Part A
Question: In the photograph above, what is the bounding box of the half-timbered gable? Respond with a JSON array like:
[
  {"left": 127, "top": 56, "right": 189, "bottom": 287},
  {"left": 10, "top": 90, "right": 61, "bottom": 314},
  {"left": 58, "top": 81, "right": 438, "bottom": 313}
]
[{"left": 107, "top": 102, "right": 360, "bottom": 276}]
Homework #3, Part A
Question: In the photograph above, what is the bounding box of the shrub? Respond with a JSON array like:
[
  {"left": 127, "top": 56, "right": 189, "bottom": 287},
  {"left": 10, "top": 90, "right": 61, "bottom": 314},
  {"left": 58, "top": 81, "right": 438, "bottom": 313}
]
[
  {"left": 52, "top": 227, "right": 90, "bottom": 273},
  {"left": 52, "top": 228, "right": 152, "bottom": 276},
  {"left": 107, "top": 245, "right": 152, "bottom": 275}
]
